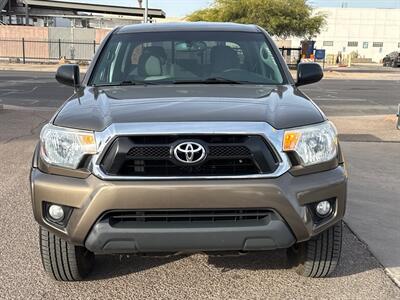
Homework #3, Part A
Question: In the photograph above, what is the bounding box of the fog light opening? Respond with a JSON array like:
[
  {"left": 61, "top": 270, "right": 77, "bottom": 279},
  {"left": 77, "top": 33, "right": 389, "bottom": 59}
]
[
  {"left": 315, "top": 200, "right": 332, "bottom": 217},
  {"left": 48, "top": 204, "right": 65, "bottom": 221}
]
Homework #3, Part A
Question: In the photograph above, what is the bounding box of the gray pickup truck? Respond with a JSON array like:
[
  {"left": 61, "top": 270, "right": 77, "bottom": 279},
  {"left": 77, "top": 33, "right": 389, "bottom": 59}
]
[{"left": 31, "top": 22, "right": 347, "bottom": 281}]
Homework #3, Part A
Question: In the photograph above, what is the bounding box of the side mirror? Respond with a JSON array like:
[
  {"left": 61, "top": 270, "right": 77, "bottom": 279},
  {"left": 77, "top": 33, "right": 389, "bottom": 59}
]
[
  {"left": 296, "top": 63, "right": 323, "bottom": 87},
  {"left": 55, "top": 64, "right": 80, "bottom": 89}
]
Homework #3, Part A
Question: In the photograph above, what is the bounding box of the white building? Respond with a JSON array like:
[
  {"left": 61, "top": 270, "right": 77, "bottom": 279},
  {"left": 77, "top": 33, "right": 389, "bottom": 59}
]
[{"left": 309, "top": 7, "right": 400, "bottom": 63}]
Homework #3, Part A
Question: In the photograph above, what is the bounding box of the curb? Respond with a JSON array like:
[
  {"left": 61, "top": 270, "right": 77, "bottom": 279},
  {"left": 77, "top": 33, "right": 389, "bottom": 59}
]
[
  {"left": 0, "top": 65, "right": 89, "bottom": 73},
  {"left": 386, "top": 269, "right": 400, "bottom": 288},
  {"left": 0, "top": 104, "right": 56, "bottom": 112},
  {"left": 345, "top": 221, "right": 400, "bottom": 288},
  {"left": 0, "top": 66, "right": 58, "bottom": 72}
]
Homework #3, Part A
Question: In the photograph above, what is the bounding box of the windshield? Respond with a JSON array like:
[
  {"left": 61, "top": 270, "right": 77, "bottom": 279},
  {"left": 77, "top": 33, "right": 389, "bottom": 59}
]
[{"left": 90, "top": 31, "right": 285, "bottom": 86}]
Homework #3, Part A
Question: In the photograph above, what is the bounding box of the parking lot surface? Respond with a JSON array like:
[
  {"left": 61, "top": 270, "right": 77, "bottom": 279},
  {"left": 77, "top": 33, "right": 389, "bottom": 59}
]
[
  {"left": 0, "top": 71, "right": 399, "bottom": 299},
  {"left": 0, "top": 71, "right": 400, "bottom": 116},
  {"left": 342, "top": 141, "right": 400, "bottom": 285}
]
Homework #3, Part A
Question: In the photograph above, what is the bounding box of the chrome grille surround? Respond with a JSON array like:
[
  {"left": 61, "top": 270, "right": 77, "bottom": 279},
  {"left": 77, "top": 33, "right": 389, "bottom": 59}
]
[{"left": 91, "top": 122, "right": 291, "bottom": 180}]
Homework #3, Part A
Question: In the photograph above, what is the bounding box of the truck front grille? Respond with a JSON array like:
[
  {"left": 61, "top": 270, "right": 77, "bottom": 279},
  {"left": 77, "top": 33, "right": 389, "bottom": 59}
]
[
  {"left": 105, "top": 209, "right": 272, "bottom": 226},
  {"left": 126, "top": 145, "right": 251, "bottom": 159},
  {"left": 100, "top": 135, "right": 279, "bottom": 177}
]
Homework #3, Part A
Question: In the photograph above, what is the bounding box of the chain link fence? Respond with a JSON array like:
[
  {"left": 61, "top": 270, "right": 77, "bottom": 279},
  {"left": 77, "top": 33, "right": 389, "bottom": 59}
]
[{"left": 0, "top": 38, "right": 100, "bottom": 63}]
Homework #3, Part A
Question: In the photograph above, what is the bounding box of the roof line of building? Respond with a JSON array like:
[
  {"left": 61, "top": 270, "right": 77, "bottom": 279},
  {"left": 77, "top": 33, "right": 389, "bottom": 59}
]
[{"left": 22, "top": 0, "right": 166, "bottom": 18}]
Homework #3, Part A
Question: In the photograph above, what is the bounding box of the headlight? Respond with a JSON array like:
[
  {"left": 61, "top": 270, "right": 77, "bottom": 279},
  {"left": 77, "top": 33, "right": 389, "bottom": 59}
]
[
  {"left": 40, "top": 124, "right": 97, "bottom": 169},
  {"left": 283, "top": 122, "right": 337, "bottom": 166}
]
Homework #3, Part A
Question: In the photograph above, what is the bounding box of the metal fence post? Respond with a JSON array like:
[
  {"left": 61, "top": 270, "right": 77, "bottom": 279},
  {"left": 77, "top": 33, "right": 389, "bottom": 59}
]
[
  {"left": 22, "top": 38, "right": 26, "bottom": 64},
  {"left": 58, "top": 39, "right": 62, "bottom": 59},
  {"left": 93, "top": 40, "right": 96, "bottom": 55}
]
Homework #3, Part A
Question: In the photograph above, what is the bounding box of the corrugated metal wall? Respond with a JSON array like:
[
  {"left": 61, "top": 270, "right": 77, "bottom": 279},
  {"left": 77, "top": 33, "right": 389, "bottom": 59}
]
[{"left": 48, "top": 27, "right": 97, "bottom": 60}]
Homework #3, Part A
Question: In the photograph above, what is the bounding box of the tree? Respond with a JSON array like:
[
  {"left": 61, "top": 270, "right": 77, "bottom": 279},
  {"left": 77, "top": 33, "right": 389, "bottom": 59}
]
[{"left": 187, "top": 0, "right": 326, "bottom": 39}]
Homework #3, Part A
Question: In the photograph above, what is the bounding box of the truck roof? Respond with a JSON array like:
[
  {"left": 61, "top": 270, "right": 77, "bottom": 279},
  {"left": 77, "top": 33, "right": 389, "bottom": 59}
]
[{"left": 117, "top": 22, "right": 261, "bottom": 34}]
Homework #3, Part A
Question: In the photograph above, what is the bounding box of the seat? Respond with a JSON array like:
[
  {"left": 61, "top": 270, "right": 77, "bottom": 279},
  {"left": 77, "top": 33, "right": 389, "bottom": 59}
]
[
  {"left": 137, "top": 46, "right": 169, "bottom": 80},
  {"left": 210, "top": 45, "right": 240, "bottom": 73}
]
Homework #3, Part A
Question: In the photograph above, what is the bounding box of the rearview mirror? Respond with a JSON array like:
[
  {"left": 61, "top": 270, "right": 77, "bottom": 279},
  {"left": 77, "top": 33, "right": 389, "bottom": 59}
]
[
  {"left": 175, "top": 41, "right": 207, "bottom": 51},
  {"left": 55, "top": 64, "right": 80, "bottom": 89},
  {"left": 296, "top": 63, "right": 323, "bottom": 87}
]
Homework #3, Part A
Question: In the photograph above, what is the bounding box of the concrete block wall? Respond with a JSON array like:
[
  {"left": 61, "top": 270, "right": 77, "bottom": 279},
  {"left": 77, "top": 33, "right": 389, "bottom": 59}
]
[
  {"left": 95, "top": 28, "right": 111, "bottom": 44},
  {"left": 0, "top": 25, "right": 48, "bottom": 39},
  {"left": 0, "top": 26, "right": 49, "bottom": 59},
  {"left": 0, "top": 26, "right": 112, "bottom": 61}
]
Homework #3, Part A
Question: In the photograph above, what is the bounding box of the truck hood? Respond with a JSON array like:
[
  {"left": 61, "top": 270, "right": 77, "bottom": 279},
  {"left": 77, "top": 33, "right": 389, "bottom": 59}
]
[{"left": 53, "top": 84, "right": 325, "bottom": 131}]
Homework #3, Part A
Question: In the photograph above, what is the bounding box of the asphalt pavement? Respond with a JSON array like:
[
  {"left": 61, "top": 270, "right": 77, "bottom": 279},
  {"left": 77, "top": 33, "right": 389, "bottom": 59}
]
[
  {"left": 0, "top": 70, "right": 400, "bottom": 116},
  {"left": 342, "top": 142, "right": 400, "bottom": 285},
  {"left": 301, "top": 79, "right": 400, "bottom": 116},
  {"left": 0, "top": 70, "right": 399, "bottom": 299}
]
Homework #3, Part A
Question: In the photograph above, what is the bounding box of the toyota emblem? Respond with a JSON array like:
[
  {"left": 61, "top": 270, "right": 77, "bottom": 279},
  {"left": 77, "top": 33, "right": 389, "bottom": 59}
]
[{"left": 173, "top": 142, "right": 207, "bottom": 164}]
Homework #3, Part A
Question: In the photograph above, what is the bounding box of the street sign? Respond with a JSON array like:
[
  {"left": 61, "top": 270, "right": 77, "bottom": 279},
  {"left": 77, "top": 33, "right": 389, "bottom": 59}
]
[{"left": 315, "top": 49, "right": 326, "bottom": 60}]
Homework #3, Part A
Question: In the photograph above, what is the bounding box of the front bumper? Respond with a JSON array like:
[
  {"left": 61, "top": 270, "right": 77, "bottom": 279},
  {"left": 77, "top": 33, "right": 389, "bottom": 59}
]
[
  {"left": 85, "top": 212, "right": 295, "bottom": 253},
  {"left": 31, "top": 165, "right": 347, "bottom": 253}
]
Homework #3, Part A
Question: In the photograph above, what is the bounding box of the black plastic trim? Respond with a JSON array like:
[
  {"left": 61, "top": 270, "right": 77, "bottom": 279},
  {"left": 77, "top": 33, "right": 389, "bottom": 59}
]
[
  {"left": 85, "top": 210, "right": 296, "bottom": 254},
  {"left": 101, "top": 135, "right": 279, "bottom": 177},
  {"left": 42, "top": 202, "right": 73, "bottom": 229}
]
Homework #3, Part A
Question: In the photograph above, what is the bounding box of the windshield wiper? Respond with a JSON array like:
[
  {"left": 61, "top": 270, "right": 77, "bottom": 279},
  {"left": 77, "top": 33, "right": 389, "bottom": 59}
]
[
  {"left": 92, "top": 80, "right": 157, "bottom": 87},
  {"left": 172, "top": 77, "right": 244, "bottom": 84},
  {"left": 120, "top": 80, "right": 158, "bottom": 85}
]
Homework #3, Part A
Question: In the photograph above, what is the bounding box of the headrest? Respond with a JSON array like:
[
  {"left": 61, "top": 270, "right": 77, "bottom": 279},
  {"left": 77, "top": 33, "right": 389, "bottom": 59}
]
[
  {"left": 144, "top": 55, "right": 162, "bottom": 76},
  {"left": 138, "top": 46, "right": 167, "bottom": 77}
]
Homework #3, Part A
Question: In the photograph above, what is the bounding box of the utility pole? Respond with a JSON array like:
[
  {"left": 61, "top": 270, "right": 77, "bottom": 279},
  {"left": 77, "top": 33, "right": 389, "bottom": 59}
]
[
  {"left": 144, "top": 0, "right": 148, "bottom": 23},
  {"left": 9, "top": 0, "right": 12, "bottom": 24},
  {"left": 25, "top": 3, "right": 29, "bottom": 25}
]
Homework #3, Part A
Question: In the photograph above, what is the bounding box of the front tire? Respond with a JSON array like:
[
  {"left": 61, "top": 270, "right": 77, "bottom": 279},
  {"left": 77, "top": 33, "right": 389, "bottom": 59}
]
[
  {"left": 39, "top": 226, "right": 95, "bottom": 281},
  {"left": 287, "top": 221, "right": 342, "bottom": 278}
]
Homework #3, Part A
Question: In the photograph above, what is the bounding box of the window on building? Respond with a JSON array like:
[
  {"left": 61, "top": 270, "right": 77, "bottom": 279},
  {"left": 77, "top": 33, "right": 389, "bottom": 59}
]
[
  {"left": 348, "top": 41, "right": 358, "bottom": 47},
  {"left": 363, "top": 42, "right": 369, "bottom": 49},
  {"left": 323, "top": 41, "right": 334, "bottom": 47},
  {"left": 373, "top": 42, "right": 383, "bottom": 48}
]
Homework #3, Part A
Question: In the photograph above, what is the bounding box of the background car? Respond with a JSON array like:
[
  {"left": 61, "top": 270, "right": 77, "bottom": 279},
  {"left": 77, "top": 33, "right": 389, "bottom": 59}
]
[{"left": 383, "top": 51, "right": 400, "bottom": 67}]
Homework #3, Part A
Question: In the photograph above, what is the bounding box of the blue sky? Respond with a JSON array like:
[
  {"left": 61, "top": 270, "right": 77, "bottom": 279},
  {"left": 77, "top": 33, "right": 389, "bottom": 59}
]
[{"left": 69, "top": 0, "right": 400, "bottom": 17}]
